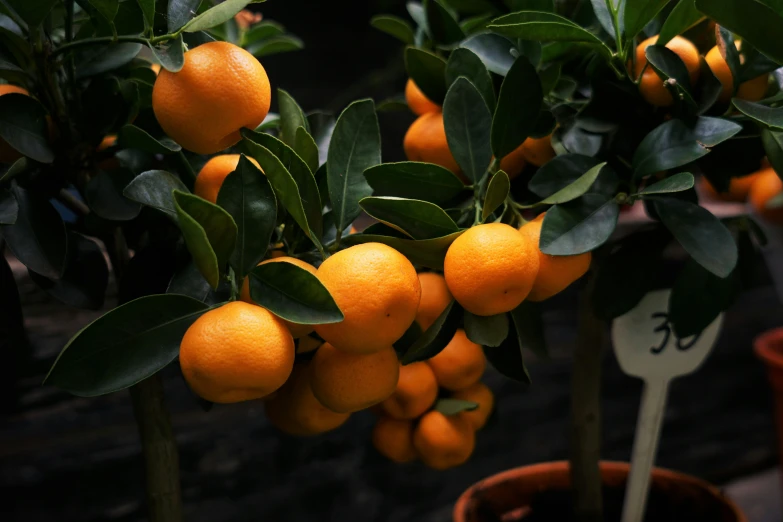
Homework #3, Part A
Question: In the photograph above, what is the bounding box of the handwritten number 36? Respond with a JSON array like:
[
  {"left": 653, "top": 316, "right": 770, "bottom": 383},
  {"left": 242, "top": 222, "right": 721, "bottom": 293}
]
[{"left": 650, "top": 312, "right": 700, "bottom": 354}]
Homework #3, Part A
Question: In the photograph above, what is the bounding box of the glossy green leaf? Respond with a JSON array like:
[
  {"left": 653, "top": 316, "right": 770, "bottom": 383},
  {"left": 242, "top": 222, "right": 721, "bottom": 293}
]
[
  {"left": 590, "top": 0, "right": 616, "bottom": 37},
  {"left": 405, "top": 47, "right": 448, "bottom": 104},
  {"left": 248, "top": 262, "right": 343, "bottom": 325},
  {"left": 167, "top": 261, "right": 227, "bottom": 305},
  {"left": 216, "top": 155, "right": 277, "bottom": 278},
  {"left": 0, "top": 93, "right": 54, "bottom": 163},
  {"left": 118, "top": 124, "right": 181, "bottom": 154},
  {"left": 622, "top": 0, "right": 669, "bottom": 39},
  {"left": 44, "top": 294, "right": 210, "bottom": 396},
  {"left": 182, "top": 0, "right": 265, "bottom": 32},
  {"left": 529, "top": 154, "right": 617, "bottom": 198},
  {"left": 668, "top": 258, "right": 737, "bottom": 337},
  {"left": 370, "top": 14, "right": 415, "bottom": 44},
  {"left": 88, "top": 0, "right": 118, "bottom": 21},
  {"left": 538, "top": 163, "right": 607, "bottom": 205},
  {"left": 697, "top": 57, "right": 723, "bottom": 114},
  {"left": 464, "top": 310, "right": 509, "bottom": 347},
  {"left": 425, "top": 0, "right": 465, "bottom": 45},
  {"left": 342, "top": 230, "right": 464, "bottom": 270},
  {"left": 443, "top": 77, "right": 492, "bottom": 183},
  {"left": 278, "top": 88, "right": 309, "bottom": 147},
  {"left": 482, "top": 171, "right": 509, "bottom": 222},
  {"left": 123, "top": 170, "right": 189, "bottom": 218},
  {"left": 173, "top": 190, "right": 237, "bottom": 289},
  {"left": 539, "top": 194, "right": 619, "bottom": 255},
  {"left": 308, "top": 112, "right": 336, "bottom": 167},
  {"left": 364, "top": 162, "right": 466, "bottom": 205},
  {"left": 645, "top": 45, "right": 696, "bottom": 106},
  {"left": 243, "top": 20, "right": 285, "bottom": 43},
  {"left": 327, "top": 99, "right": 381, "bottom": 234},
  {"left": 695, "top": 0, "right": 783, "bottom": 64},
  {"left": 491, "top": 56, "right": 542, "bottom": 159},
  {"left": 459, "top": 33, "right": 516, "bottom": 75},
  {"left": 638, "top": 172, "right": 695, "bottom": 196},
  {"left": 167, "top": 0, "right": 200, "bottom": 31},
  {"left": 434, "top": 398, "right": 479, "bottom": 415},
  {"left": 733, "top": 99, "right": 783, "bottom": 130},
  {"left": 407, "top": 1, "right": 429, "bottom": 31},
  {"left": 653, "top": 197, "right": 737, "bottom": 278},
  {"left": 295, "top": 127, "right": 319, "bottom": 173},
  {"left": 761, "top": 129, "right": 783, "bottom": 179},
  {"left": 1, "top": 186, "right": 67, "bottom": 279},
  {"left": 446, "top": 48, "right": 496, "bottom": 111},
  {"left": 401, "top": 300, "right": 463, "bottom": 364},
  {"left": 0, "top": 187, "right": 17, "bottom": 224},
  {"left": 484, "top": 303, "right": 538, "bottom": 384},
  {"left": 246, "top": 35, "right": 304, "bottom": 58},
  {"left": 136, "top": 0, "right": 155, "bottom": 27},
  {"left": 86, "top": 169, "right": 142, "bottom": 221},
  {"left": 76, "top": 43, "right": 143, "bottom": 78},
  {"left": 359, "top": 196, "right": 459, "bottom": 240},
  {"left": 5, "top": 0, "right": 56, "bottom": 27},
  {"left": 489, "top": 11, "right": 610, "bottom": 53},
  {"left": 150, "top": 35, "right": 185, "bottom": 73},
  {"left": 0, "top": 157, "right": 29, "bottom": 184},
  {"left": 658, "top": 0, "right": 704, "bottom": 46}
]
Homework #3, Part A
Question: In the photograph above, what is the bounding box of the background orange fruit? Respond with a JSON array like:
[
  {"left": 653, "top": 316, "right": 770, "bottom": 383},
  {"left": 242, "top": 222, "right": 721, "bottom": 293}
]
[
  {"left": 700, "top": 172, "right": 761, "bottom": 202},
  {"left": 405, "top": 79, "right": 440, "bottom": 116},
  {"left": 705, "top": 44, "right": 769, "bottom": 103},
  {"left": 499, "top": 144, "right": 528, "bottom": 179},
  {"left": 380, "top": 361, "right": 438, "bottom": 419},
  {"left": 451, "top": 382, "right": 494, "bottom": 430},
  {"left": 413, "top": 411, "right": 476, "bottom": 470},
  {"left": 427, "top": 329, "right": 485, "bottom": 392},
  {"left": 749, "top": 168, "right": 783, "bottom": 223},
  {"left": 635, "top": 35, "right": 700, "bottom": 107},
  {"left": 520, "top": 135, "right": 556, "bottom": 167},
  {"left": 194, "top": 154, "right": 261, "bottom": 204},
  {"left": 0, "top": 84, "right": 30, "bottom": 163},
  {"left": 372, "top": 416, "right": 418, "bottom": 463},
  {"left": 416, "top": 272, "right": 452, "bottom": 331},
  {"left": 404, "top": 112, "right": 462, "bottom": 177}
]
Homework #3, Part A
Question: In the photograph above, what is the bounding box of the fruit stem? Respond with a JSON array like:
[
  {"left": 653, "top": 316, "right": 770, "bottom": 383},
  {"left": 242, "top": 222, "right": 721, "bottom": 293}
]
[{"left": 130, "top": 374, "right": 183, "bottom": 522}]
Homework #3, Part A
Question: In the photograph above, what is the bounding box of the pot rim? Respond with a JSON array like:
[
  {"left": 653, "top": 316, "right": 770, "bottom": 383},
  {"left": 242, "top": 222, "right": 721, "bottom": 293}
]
[{"left": 754, "top": 327, "right": 783, "bottom": 370}]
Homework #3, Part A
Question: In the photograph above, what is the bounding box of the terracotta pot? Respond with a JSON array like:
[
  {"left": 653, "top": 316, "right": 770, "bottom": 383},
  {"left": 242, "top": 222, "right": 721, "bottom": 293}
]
[
  {"left": 453, "top": 461, "right": 745, "bottom": 522},
  {"left": 755, "top": 328, "right": 783, "bottom": 493}
]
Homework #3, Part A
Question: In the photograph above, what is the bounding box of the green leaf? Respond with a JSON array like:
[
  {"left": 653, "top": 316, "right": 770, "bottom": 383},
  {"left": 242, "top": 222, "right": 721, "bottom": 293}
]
[
  {"left": 278, "top": 88, "right": 310, "bottom": 147},
  {"left": 695, "top": 0, "right": 783, "bottom": 64},
  {"left": 150, "top": 35, "right": 185, "bottom": 73},
  {"left": 88, "top": 0, "right": 118, "bottom": 22},
  {"left": 425, "top": 0, "right": 465, "bottom": 45},
  {"left": 489, "top": 11, "right": 611, "bottom": 53},
  {"left": 446, "top": 48, "right": 496, "bottom": 111},
  {"left": 538, "top": 163, "right": 607, "bottom": 205},
  {"left": 459, "top": 33, "right": 516, "bottom": 75},
  {"left": 248, "top": 262, "right": 344, "bottom": 325},
  {"left": 645, "top": 45, "right": 696, "bottom": 106},
  {"left": 342, "top": 230, "right": 464, "bottom": 270},
  {"left": 173, "top": 190, "right": 238, "bottom": 289},
  {"left": 76, "top": 43, "right": 144, "bottom": 79},
  {"left": 0, "top": 156, "right": 29, "bottom": 184},
  {"left": 183, "top": 0, "right": 265, "bottom": 33},
  {"left": 167, "top": 261, "right": 227, "bottom": 305},
  {"left": 0, "top": 93, "right": 54, "bottom": 163},
  {"left": 167, "top": 0, "right": 201, "bottom": 31},
  {"left": 658, "top": 0, "right": 704, "bottom": 46},
  {"left": 359, "top": 197, "right": 459, "bottom": 240},
  {"left": 44, "top": 294, "right": 210, "bottom": 396},
  {"left": 482, "top": 171, "right": 509, "bottom": 222},
  {"left": 401, "top": 300, "right": 463, "bottom": 364},
  {"left": 327, "top": 99, "right": 381, "bottom": 234},
  {"left": 443, "top": 77, "right": 492, "bottom": 183},
  {"left": 86, "top": 169, "right": 142, "bottom": 221},
  {"left": 243, "top": 20, "right": 285, "bottom": 43},
  {"left": 246, "top": 35, "right": 304, "bottom": 58},
  {"left": 539, "top": 194, "right": 619, "bottom": 255},
  {"left": 733, "top": 99, "right": 783, "bottom": 130},
  {"left": 364, "top": 161, "right": 466, "bottom": 205},
  {"left": 5, "top": 0, "right": 57, "bottom": 27},
  {"left": 407, "top": 1, "right": 429, "bottom": 31},
  {"left": 434, "top": 398, "right": 478, "bottom": 415},
  {"left": 653, "top": 198, "right": 737, "bottom": 278},
  {"left": 405, "top": 47, "right": 448, "bottom": 104},
  {"left": 118, "top": 124, "right": 181, "bottom": 154},
  {"left": 0, "top": 187, "right": 17, "bottom": 224},
  {"left": 136, "top": 0, "right": 155, "bottom": 27},
  {"left": 622, "top": 0, "right": 669, "bottom": 39},
  {"left": 308, "top": 112, "right": 336, "bottom": 167},
  {"left": 1, "top": 186, "right": 67, "bottom": 279},
  {"left": 638, "top": 172, "right": 695, "bottom": 196},
  {"left": 539, "top": 63, "right": 562, "bottom": 96},
  {"left": 294, "top": 127, "right": 319, "bottom": 173},
  {"left": 464, "top": 310, "right": 509, "bottom": 347},
  {"left": 590, "top": 0, "right": 616, "bottom": 38},
  {"left": 216, "top": 155, "right": 277, "bottom": 278},
  {"left": 491, "top": 55, "right": 543, "bottom": 159},
  {"left": 761, "top": 129, "right": 783, "bottom": 178},
  {"left": 123, "top": 170, "right": 189, "bottom": 218},
  {"left": 370, "top": 14, "right": 415, "bottom": 44},
  {"left": 529, "top": 155, "right": 618, "bottom": 199},
  {"left": 484, "top": 304, "right": 537, "bottom": 384},
  {"left": 668, "top": 258, "right": 737, "bottom": 337},
  {"left": 697, "top": 57, "right": 723, "bottom": 114}
]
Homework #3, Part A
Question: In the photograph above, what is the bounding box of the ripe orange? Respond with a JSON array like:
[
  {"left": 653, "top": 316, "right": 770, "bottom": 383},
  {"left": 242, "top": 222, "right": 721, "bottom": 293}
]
[
  {"left": 264, "top": 363, "right": 350, "bottom": 436},
  {"left": 404, "top": 112, "right": 462, "bottom": 177},
  {"left": 705, "top": 44, "right": 769, "bottom": 103},
  {"left": 372, "top": 416, "right": 418, "bottom": 463},
  {"left": 635, "top": 35, "right": 700, "bottom": 107},
  {"left": 405, "top": 79, "right": 440, "bottom": 116},
  {"left": 240, "top": 256, "right": 318, "bottom": 338},
  {"left": 700, "top": 172, "right": 761, "bottom": 202},
  {"left": 427, "top": 329, "right": 485, "bottom": 391},
  {"left": 749, "top": 168, "right": 783, "bottom": 223},
  {"left": 380, "top": 361, "right": 438, "bottom": 419},
  {"left": 520, "top": 135, "right": 556, "bottom": 167},
  {"left": 499, "top": 143, "right": 528, "bottom": 179},
  {"left": 152, "top": 41, "right": 271, "bottom": 154},
  {"left": 310, "top": 343, "right": 400, "bottom": 413},
  {"left": 444, "top": 223, "right": 539, "bottom": 316},
  {"left": 519, "top": 215, "right": 591, "bottom": 301},
  {"left": 0, "top": 84, "right": 30, "bottom": 163},
  {"left": 416, "top": 272, "right": 452, "bottom": 331},
  {"left": 451, "top": 382, "right": 494, "bottom": 431},
  {"left": 314, "top": 243, "right": 421, "bottom": 354},
  {"left": 194, "top": 154, "right": 262, "bottom": 204},
  {"left": 413, "top": 411, "right": 476, "bottom": 470},
  {"left": 179, "top": 301, "right": 294, "bottom": 403}
]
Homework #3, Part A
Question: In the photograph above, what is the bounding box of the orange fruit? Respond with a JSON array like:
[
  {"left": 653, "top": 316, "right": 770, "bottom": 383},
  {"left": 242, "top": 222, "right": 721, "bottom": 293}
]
[
  {"left": 451, "top": 382, "right": 494, "bottom": 431},
  {"left": 413, "top": 411, "right": 476, "bottom": 470},
  {"left": 427, "top": 329, "right": 485, "bottom": 391},
  {"left": 265, "top": 362, "right": 350, "bottom": 436},
  {"left": 405, "top": 79, "right": 441, "bottom": 116},
  {"left": 700, "top": 172, "right": 761, "bottom": 202},
  {"left": 0, "top": 84, "right": 30, "bottom": 163},
  {"left": 240, "top": 256, "right": 318, "bottom": 339},
  {"left": 314, "top": 243, "right": 421, "bottom": 354},
  {"left": 380, "top": 361, "right": 438, "bottom": 419},
  {"left": 151, "top": 63, "right": 161, "bottom": 75},
  {"left": 194, "top": 154, "right": 262, "bottom": 204},
  {"left": 749, "top": 168, "right": 783, "bottom": 223},
  {"left": 152, "top": 41, "right": 271, "bottom": 154},
  {"left": 179, "top": 301, "right": 294, "bottom": 403},
  {"left": 519, "top": 215, "right": 591, "bottom": 301},
  {"left": 520, "top": 135, "right": 556, "bottom": 167},
  {"left": 416, "top": 272, "right": 452, "bottom": 331},
  {"left": 635, "top": 35, "right": 700, "bottom": 107},
  {"left": 499, "top": 143, "right": 528, "bottom": 179},
  {"left": 297, "top": 335, "right": 322, "bottom": 354},
  {"left": 372, "top": 416, "right": 418, "bottom": 463},
  {"left": 705, "top": 44, "right": 769, "bottom": 103},
  {"left": 444, "top": 223, "right": 539, "bottom": 316},
  {"left": 310, "top": 343, "right": 400, "bottom": 413},
  {"left": 404, "top": 112, "right": 462, "bottom": 177}
]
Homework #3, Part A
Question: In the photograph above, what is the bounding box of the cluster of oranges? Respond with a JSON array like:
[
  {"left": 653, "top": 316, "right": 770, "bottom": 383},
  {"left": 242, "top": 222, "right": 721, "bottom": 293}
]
[{"left": 702, "top": 162, "right": 783, "bottom": 223}]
